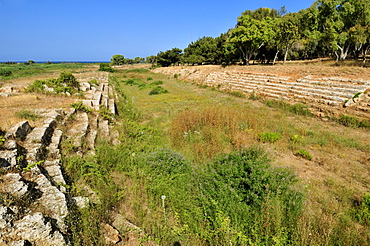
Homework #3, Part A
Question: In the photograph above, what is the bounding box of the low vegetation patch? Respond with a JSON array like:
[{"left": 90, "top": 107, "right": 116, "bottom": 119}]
[
  {"left": 148, "top": 86, "right": 168, "bottom": 95},
  {"left": 337, "top": 115, "right": 370, "bottom": 129},
  {"left": 257, "top": 132, "right": 282, "bottom": 143},
  {"left": 15, "top": 110, "right": 42, "bottom": 121},
  {"left": 25, "top": 71, "right": 80, "bottom": 95},
  {"left": 265, "top": 100, "right": 312, "bottom": 116}
]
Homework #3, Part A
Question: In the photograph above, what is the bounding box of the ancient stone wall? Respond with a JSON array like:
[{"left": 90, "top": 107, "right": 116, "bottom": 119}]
[
  {"left": 154, "top": 67, "right": 370, "bottom": 118},
  {"left": 0, "top": 74, "right": 118, "bottom": 245}
]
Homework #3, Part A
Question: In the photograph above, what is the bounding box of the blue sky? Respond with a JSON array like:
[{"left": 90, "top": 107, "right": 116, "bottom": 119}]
[{"left": 0, "top": 0, "right": 315, "bottom": 62}]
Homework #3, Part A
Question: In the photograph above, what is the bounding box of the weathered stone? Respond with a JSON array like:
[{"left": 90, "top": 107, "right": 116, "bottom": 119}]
[
  {"left": 7, "top": 240, "right": 31, "bottom": 246},
  {"left": 102, "top": 223, "right": 121, "bottom": 245},
  {"left": 0, "top": 206, "right": 14, "bottom": 229},
  {"left": 12, "top": 212, "right": 66, "bottom": 245},
  {"left": 5, "top": 121, "right": 32, "bottom": 141},
  {"left": 0, "top": 150, "right": 18, "bottom": 168},
  {"left": 1, "top": 173, "right": 28, "bottom": 197},
  {"left": 72, "top": 196, "right": 89, "bottom": 209}
]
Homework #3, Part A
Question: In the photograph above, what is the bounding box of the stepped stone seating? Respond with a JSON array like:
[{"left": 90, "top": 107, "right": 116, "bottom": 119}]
[{"left": 154, "top": 68, "right": 370, "bottom": 117}]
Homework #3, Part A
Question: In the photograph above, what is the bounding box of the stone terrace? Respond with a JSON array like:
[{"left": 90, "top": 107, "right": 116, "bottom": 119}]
[{"left": 154, "top": 67, "right": 370, "bottom": 119}]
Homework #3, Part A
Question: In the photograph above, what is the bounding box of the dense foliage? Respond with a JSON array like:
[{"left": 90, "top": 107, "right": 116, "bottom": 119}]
[{"left": 154, "top": 0, "right": 370, "bottom": 66}]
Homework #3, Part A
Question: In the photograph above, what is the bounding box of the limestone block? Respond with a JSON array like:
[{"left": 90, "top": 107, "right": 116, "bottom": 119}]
[
  {"left": 12, "top": 212, "right": 66, "bottom": 245},
  {"left": 102, "top": 223, "right": 121, "bottom": 245},
  {"left": 8, "top": 241, "right": 30, "bottom": 246},
  {"left": 0, "top": 206, "right": 14, "bottom": 229},
  {"left": 0, "top": 150, "right": 18, "bottom": 168},
  {"left": 108, "top": 99, "right": 116, "bottom": 115},
  {"left": 1, "top": 173, "right": 28, "bottom": 197},
  {"left": 72, "top": 196, "right": 89, "bottom": 209},
  {"left": 5, "top": 121, "right": 32, "bottom": 141}
]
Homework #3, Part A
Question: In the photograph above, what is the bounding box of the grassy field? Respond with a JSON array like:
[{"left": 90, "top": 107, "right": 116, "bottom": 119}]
[
  {"left": 64, "top": 66, "right": 370, "bottom": 245},
  {"left": 2, "top": 63, "right": 369, "bottom": 245}
]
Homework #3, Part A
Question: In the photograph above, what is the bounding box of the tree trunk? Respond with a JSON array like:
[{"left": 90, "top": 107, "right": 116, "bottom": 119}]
[
  {"left": 273, "top": 49, "right": 279, "bottom": 65},
  {"left": 283, "top": 45, "right": 290, "bottom": 65}
]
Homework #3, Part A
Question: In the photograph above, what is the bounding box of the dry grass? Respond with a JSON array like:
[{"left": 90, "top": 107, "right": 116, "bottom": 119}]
[{"left": 0, "top": 93, "right": 76, "bottom": 130}]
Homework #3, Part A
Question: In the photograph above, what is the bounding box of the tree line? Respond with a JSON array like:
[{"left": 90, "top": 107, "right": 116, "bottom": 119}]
[{"left": 147, "top": 0, "right": 369, "bottom": 66}]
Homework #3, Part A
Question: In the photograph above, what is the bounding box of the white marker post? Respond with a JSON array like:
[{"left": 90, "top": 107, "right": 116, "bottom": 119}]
[{"left": 161, "top": 195, "right": 166, "bottom": 222}]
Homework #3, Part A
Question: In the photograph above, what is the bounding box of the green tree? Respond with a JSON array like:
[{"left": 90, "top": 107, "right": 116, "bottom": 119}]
[
  {"left": 227, "top": 10, "right": 275, "bottom": 65},
  {"left": 183, "top": 36, "right": 221, "bottom": 65},
  {"left": 110, "top": 55, "right": 125, "bottom": 65},
  {"left": 156, "top": 48, "right": 182, "bottom": 67},
  {"left": 275, "top": 12, "right": 301, "bottom": 64},
  {"left": 146, "top": 55, "right": 157, "bottom": 64},
  {"left": 134, "top": 57, "right": 145, "bottom": 63}
]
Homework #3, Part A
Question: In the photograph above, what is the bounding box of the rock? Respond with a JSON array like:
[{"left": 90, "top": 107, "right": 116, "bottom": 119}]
[
  {"left": 72, "top": 196, "right": 89, "bottom": 209},
  {"left": 0, "top": 173, "right": 28, "bottom": 197},
  {"left": 8, "top": 240, "right": 31, "bottom": 246},
  {"left": 0, "top": 150, "right": 18, "bottom": 168},
  {"left": 102, "top": 223, "right": 121, "bottom": 245},
  {"left": 5, "top": 121, "right": 32, "bottom": 141},
  {"left": 0, "top": 206, "right": 14, "bottom": 229},
  {"left": 12, "top": 212, "right": 66, "bottom": 246}
]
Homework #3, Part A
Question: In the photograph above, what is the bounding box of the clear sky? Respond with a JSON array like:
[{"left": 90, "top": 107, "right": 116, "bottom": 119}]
[{"left": 0, "top": 0, "right": 315, "bottom": 62}]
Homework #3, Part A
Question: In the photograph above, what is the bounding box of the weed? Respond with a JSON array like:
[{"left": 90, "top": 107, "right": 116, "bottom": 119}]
[
  {"left": 257, "top": 132, "right": 282, "bottom": 143},
  {"left": 294, "top": 149, "right": 313, "bottom": 160},
  {"left": 23, "top": 160, "right": 44, "bottom": 171},
  {"left": 226, "top": 90, "right": 246, "bottom": 98},
  {"left": 148, "top": 86, "right": 169, "bottom": 95},
  {"left": 249, "top": 91, "right": 261, "bottom": 100},
  {"left": 0, "top": 136, "right": 5, "bottom": 146},
  {"left": 147, "top": 77, "right": 153, "bottom": 81},
  {"left": 337, "top": 115, "right": 370, "bottom": 128},
  {"left": 353, "top": 193, "right": 370, "bottom": 225},
  {"left": 70, "top": 101, "right": 92, "bottom": 113},
  {"left": 89, "top": 79, "right": 99, "bottom": 86},
  {"left": 174, "top": 74, "right": 179, "bottom": 79},
  {"left": 98, "top": 106, "right": 115, "bottom": 123},
  {"left": 265, "top": 100, "right": 312, "bottom": 116},
  {"left": 15, "top": 110, "right": 42, "bottom": 121}
]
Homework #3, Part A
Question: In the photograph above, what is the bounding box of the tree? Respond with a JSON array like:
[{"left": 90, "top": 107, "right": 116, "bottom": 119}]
[
  {"left": 183, "top": 37, "right": 221, "bottom": 65},
  {"left": 156, "top": 48, "right": 182, "bottom": 67},
  {"left": 275, "top": 13, "right": 301, "bottom": 64},
  {"left": 134, "top": 57, "right": 145, "bottom": 63},
  {"left": 110, "top": 55, "right": 125, "bottom": 65},
  {"left": 146, "top": 55, "right": 157, "bottom": 64},
  {"left": 227, "top": 10, "right": 275, "bottom": 65}
]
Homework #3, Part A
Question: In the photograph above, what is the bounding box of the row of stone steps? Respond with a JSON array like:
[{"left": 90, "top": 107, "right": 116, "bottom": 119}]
[{"left": 0, "top": 74, "right": 117, "bottom": 245}]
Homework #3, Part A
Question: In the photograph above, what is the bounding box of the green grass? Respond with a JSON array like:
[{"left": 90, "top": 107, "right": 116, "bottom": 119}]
[
  {"left": 0, "top": 63, "right": 85, "bottom": 80},
  {"left": 15, "top": 110, "right": 42, "bottom": 121},
  {"left": 61, "top": 68, "right": 370, "bottom": 245}
]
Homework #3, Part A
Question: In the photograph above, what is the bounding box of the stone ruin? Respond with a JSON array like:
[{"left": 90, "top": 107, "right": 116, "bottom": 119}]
[
  {"left": 0, "top": 74, "right": 119, "bottom": 245},
  {"left": 154, "top": 68, "right": 370, "bottom": 119}
]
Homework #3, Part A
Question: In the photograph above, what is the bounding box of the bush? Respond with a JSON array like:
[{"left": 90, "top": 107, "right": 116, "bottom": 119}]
[
  {"left": 58, "top": 71, "right": 79, "bottom": 88},
  {"left": 98, "top": 63, "right": 115, "bottom": 73},
  {"left": 148, "top": 86, "right": 169, "bottom": 95},
  {"left": 0, "top": 69, "right": 12, "bottom": 77},
  {"left": 226, "top": 90, "right": 246, "bottom": 98},
  {"left": 70, "top": 101, "right": 92, "bottom": 113}
]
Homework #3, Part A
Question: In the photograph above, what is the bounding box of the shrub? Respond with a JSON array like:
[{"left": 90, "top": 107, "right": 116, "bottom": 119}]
[
  {"left": 149, "top": 80, "right": 163, "bottom": 86},
  {"left": 294, "top": 149, "right": 312, "bottom": 160},
  {"left": 70, "top": 101, "right": 92, "bottom": 113},
  {"left": 58, "top": 71, "right": 79, "bottom": 88},
  {"left": 354, "top": 193, "right": 370, "bottom": 225},
  {"left": 98, "top": 63, "right": 115, "bottom": 73},
  {"left": 0, "top": 68, "right": 12, "bottom": 77},
  {"left": 257, "top": 132, "right": 282, "bottom": 143},
  {"left": 148, "top": 86, "right": 169, "bottom": 95}
]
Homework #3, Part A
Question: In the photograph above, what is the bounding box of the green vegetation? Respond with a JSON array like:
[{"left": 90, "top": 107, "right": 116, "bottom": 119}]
[
  {"left": 98, "top": 63, "right": 115, "bottom": 73},
  {"left": 337, "top": 114, "right": 370, "bottom": 128},
  {"left": 0, "top": 63, "right": 84, "bottom": 80},
  {"left": 25, "top": 72, "right": 80, "bottom": 94},
  {"left": 59, "top": 68, "right": 370, "bottom": 245},
  {"left": 294, "top": 149, "right": 313, "bottom": 160},
  {"left": 152, "top": 1, "right": 370, "bottom": 66},
  {"left": 148, "top": 86, "right": 168, "bottom": 95},
  {"left": 15, "top": 110, "right": 42, "bottom": 121},
  {"left": 70, "top": 101, "right": 92, "bottom": 113}
]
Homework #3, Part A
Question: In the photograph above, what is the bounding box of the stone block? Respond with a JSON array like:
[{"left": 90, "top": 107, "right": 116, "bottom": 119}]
[{"left": 5, "top": 121, "right": 32, "bottom": 141}]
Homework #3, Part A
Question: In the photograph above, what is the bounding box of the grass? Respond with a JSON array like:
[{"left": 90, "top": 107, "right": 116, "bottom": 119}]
[
  {"left": 0, "top": 63, "right": 84, "bottom": 80},
  {"left": 15, "top": 109, "right": 42, "bottom": 121},
  {"left": 34, "top": 65, "right": 369, "bottom": 245},
  {"left": 96, "top": 68, "right": 370, "bottom": 245}
]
